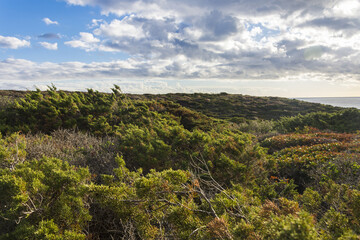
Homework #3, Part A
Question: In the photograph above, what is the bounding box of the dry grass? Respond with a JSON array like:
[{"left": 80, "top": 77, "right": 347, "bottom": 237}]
[{"left": 26, "top": 129, "right": 121, "bottom": 180}]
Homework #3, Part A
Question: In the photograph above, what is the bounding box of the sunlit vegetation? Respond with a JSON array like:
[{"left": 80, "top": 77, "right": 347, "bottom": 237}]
[
  {"left": 0, "top": 87, "right": 359, "bottom": 239},
  {"left": 276, "top": 109, "right": 360, "bottom": 133},
  {"left": 129, "top": 92, "right": 344, "bottom": 121}
]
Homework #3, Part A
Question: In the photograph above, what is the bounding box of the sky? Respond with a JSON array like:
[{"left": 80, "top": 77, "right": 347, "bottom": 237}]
[{"left": 1, "top": 0, "right": 360, "bottom": 97}]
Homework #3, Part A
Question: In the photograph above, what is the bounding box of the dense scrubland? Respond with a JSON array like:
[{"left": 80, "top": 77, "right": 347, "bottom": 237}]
[
  {"left": 129, "top": 92, "right": 344, "bottom": 121},
  {"left": 0, "top": 86, "right": 360, "bottom": 239}
]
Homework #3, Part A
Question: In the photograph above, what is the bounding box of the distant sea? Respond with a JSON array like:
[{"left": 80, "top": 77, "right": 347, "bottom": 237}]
[{"left": 296, "top": 97, "right": 360, "bottom": 109}]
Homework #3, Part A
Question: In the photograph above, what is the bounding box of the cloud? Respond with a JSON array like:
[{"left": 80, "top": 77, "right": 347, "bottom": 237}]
[
  {"left": 198, "top": 10, "right": 239, "bottom": 41},
  {"left": 2, "top": 58, "right": 360, "bottom": 97},
  {"left": 0, "top": 35, "right": 30, "bottom": 49},
  {"left": 298, "top": 17, "right": 360, "bottom": 38},
  {"left": 94, "top": 16, "right": 145, "bottom": 39},
  {"left": 331, "top": 0, "right": 360, "bottom": 17},
  {"left": 89, "top": 19, "right": 105, "bottom": 28},
  {"left": 41, "top": 0, "right": 360, "bottom": 82},
  {"left": 61, "top": 0, "right": 334, "bottom": 19},
  {"left": 39, "top": 42, "right": 58, "bottom": 50},
  {"left": 2, "top": 0, "right": 357, "bottom": 96},
  {"left": 43, "top": 17, "right": 59, "bottom": 25},
  {"left": 1, "top": 48, "right": 360, "bottom": 83},
  {"left": 64, "top": 32, "right": 101, "bottom": 51},
  {"left": 38, "top": 33, "right": 61, "bottom": 39}
]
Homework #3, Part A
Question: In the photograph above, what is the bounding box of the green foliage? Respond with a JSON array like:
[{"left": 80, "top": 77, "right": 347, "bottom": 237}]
[
  {"left": 276, "top": 109, "right": 360, "bottom": 133},
  {"left": 0, "top": 87, "right": 360, "bottom": 239},
  {"left": 261, "top": 131, "right": 353, "bottom": 153},
  {"left": 262, "top": 211, "right": 319, "bottom": 240},
  {"left": 320, "top": 208, "right": 352, "bottom": 239},
  {"left": 88, "top": 160, "right": 203, "bottom": 239},
  {"left": 264, "top": 130, "right": 360, "bottom": 191},
  {"left": 0, "top": 86, "right": 121, "bottom": 134},
  {"left": 235, "top": 119, "right": 277, "bottom": 136},
  {"left": 296, "top": 188, "right": 321, "bottom": 214},
  {"left": 132, "top": 92, "right": 343, "bottom": 121},
  {"left": 0, "top": 154, "right": 91, "bottom": 239}
]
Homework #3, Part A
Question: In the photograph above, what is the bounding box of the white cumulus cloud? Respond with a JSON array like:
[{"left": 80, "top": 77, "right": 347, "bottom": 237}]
[
  {"left": 39, "top": 42, "right": 58, "bottom": 50},
  {"left": 0, "top": 35, "right": 30, "bottom": 49},
  {"left": 43, "top": 17, "right": 59, "bottom": 25},
  {"left": 65, "top": 32, "right": 101, "bottom": 51}
]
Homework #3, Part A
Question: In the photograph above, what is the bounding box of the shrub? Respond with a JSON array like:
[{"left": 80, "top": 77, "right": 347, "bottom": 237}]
[{"left": 0, "top": 157, "right": 91, "bottom": 239}]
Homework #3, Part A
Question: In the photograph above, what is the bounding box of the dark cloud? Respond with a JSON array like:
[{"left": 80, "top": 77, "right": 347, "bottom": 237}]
[
  {"left": 38, "top": 33, "right": 61, "bottom": 39},
  {"left": 277, "top": 39, "right": 307, "bottom": 51},
  {"left": 299, "top": 17, "right": 360, "bottom": 31},
  {"left": 200, "top": 10, "right": 238, "bottom": 41},
  {"left": 139, "top": 17, "right": 178, "bottom": 41}
]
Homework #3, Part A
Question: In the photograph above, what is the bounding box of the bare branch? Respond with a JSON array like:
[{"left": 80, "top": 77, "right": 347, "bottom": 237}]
[{"left": 189, "top": 225, "right": 207, "bottom": 238}]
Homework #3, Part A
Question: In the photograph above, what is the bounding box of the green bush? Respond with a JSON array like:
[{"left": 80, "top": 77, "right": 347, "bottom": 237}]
[
  {"left": 0, "top": 156, "right": 91, "bottom": 239},
  {"left": 276, "top": 109, "right": 360, "bottom": 133}
]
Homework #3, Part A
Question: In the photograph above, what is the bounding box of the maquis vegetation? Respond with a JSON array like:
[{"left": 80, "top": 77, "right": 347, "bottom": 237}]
[{"left": 0, "top": 86, "right": 359, "bottom": 239}]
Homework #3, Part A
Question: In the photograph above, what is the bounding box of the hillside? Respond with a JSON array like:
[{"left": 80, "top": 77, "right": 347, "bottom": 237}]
[
  {"left": 129, "top": 92, "right": 344, "bottom": 121},
  {"left": 0, "top": 90, "right": 344, "bottom": 122},
  {"left": 0, "top": 87, "right": 359, "bottom": 239}
]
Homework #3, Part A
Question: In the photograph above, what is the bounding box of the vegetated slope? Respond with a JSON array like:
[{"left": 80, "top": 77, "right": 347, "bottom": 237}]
[
  {"left": 275, "top": 109, "right": 360, "bottom": 133},
  {"left": 0, "top": 90, "right": 345, "bottom": 122},
  {"left": 1, "top": 87, "right": 360, "bottom": 239},
  {"left": 0, "top": 90, "right": 28, "bottom": 98},
  {"left": 128, "top": 92, "right": 344, "bottom": 121}
]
